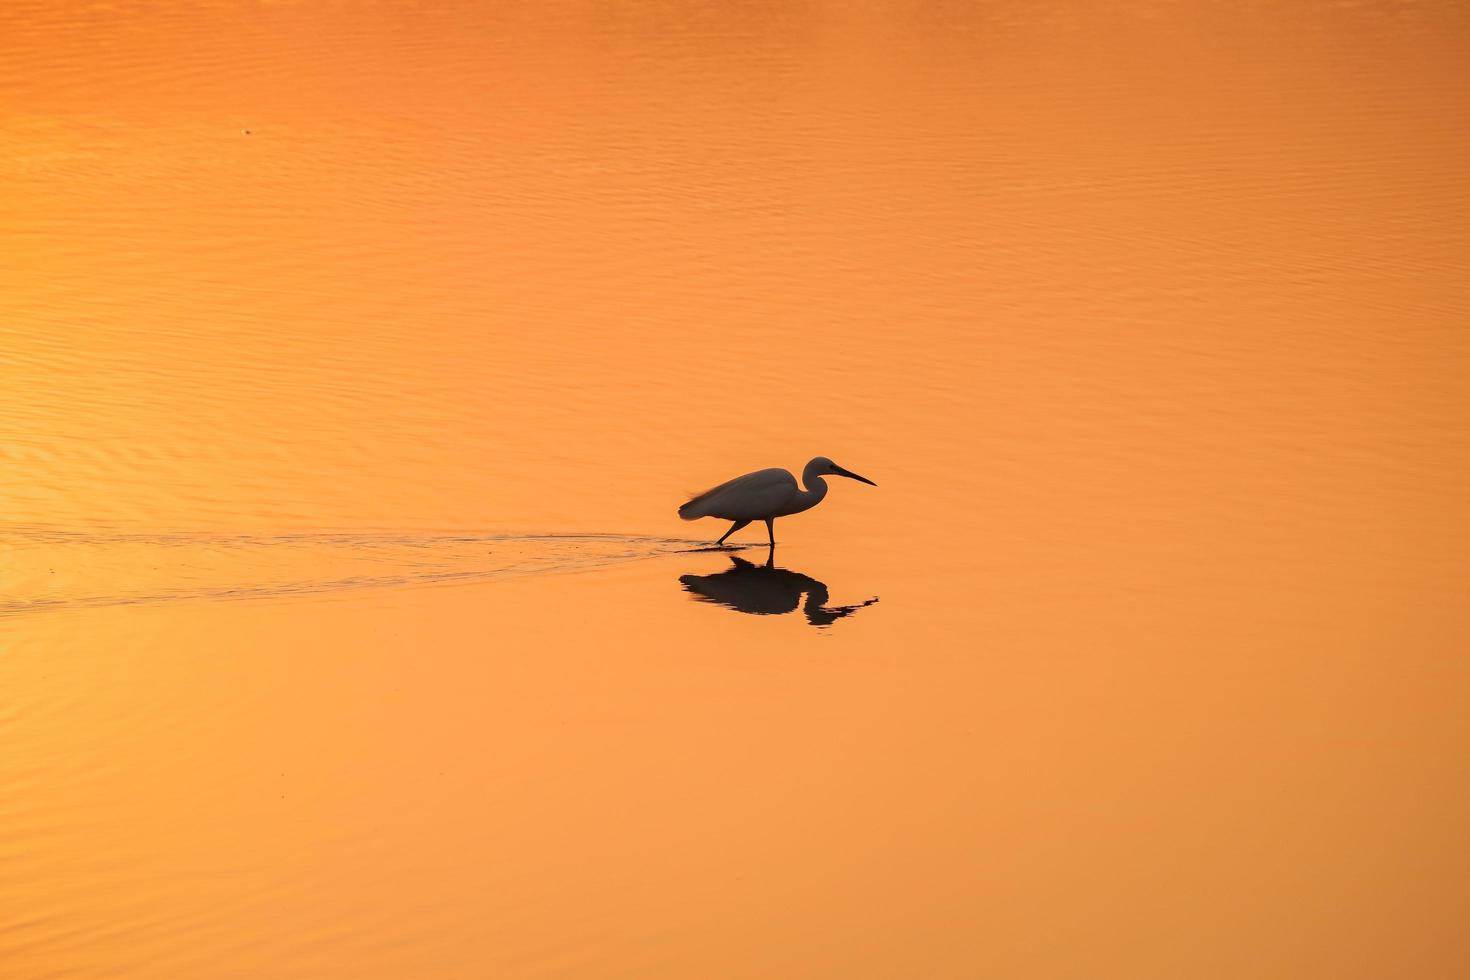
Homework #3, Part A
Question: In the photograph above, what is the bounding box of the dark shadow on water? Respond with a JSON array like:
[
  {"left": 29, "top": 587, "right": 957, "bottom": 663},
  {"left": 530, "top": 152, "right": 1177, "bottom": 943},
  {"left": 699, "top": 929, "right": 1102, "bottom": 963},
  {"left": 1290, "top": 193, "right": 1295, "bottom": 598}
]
[{"left": 678, "top": 551, "right": 879, "bottom": 628}]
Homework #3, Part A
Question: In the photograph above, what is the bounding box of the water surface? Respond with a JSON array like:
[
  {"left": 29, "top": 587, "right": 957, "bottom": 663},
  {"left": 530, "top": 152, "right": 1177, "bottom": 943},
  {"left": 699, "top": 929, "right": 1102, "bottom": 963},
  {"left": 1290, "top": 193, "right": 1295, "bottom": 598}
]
[{"left": 3, "top": 1, "right": 1468, "bottom": 977}]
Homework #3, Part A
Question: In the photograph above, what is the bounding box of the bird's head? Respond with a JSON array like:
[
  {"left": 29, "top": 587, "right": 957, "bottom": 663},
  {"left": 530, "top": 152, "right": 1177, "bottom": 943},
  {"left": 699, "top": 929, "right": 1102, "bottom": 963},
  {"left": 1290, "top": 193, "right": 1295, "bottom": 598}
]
[{"left": 811, "top": 456, "right": 877, "bottom": 486}]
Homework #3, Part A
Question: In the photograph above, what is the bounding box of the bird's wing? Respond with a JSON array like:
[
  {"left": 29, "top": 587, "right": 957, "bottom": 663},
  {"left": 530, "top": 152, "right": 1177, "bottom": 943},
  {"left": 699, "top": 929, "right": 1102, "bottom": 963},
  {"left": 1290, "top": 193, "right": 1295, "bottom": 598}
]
[{"left": 679, "top": 467, "right": 798, "bottom": 520}]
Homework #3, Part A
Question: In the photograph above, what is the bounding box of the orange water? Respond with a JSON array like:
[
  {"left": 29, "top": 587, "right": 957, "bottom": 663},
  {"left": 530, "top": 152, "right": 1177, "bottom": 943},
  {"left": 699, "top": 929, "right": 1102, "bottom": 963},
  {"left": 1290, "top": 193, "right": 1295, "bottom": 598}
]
[{"left": 4, "top": 1, "right": 1468, "bottom": 976}]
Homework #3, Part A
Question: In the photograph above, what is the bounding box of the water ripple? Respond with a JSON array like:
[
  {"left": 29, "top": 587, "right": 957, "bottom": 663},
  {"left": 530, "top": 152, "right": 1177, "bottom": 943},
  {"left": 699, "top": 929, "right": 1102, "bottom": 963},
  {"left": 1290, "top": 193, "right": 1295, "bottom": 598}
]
[{"left": 0, "top": 527, "right": 739, "bottom": 616}]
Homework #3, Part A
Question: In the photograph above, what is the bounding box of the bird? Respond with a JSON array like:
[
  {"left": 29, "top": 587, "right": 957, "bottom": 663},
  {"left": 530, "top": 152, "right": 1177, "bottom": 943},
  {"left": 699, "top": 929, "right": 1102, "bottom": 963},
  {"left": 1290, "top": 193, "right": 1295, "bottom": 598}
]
[{"left": 678, "top": 456, "right": 877, "bottom": 547}]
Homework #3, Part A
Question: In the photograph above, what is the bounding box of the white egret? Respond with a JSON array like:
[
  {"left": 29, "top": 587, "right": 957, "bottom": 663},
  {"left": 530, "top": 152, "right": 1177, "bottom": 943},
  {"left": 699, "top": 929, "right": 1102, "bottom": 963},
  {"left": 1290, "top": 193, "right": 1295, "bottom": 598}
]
[{"left": 678, "top": 456, "right": 877, "bottom": 546}]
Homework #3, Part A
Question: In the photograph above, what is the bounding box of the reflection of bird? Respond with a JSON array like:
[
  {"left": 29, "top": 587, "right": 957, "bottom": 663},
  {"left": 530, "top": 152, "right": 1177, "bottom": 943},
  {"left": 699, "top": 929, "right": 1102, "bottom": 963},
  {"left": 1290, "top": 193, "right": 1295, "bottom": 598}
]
[
  {"left": 678, "top": 456, "right": 877, "bottom": 546},
  {"left": 680, "top": 554, "right": 879, "bottom": 627}
]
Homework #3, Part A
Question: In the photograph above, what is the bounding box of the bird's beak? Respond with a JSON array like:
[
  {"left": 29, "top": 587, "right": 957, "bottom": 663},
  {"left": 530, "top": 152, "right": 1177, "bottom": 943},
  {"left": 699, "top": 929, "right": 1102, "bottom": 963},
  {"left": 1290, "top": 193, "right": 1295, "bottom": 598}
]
[{"left": 832, "top": 465, "right": 877, "bottom": 487}]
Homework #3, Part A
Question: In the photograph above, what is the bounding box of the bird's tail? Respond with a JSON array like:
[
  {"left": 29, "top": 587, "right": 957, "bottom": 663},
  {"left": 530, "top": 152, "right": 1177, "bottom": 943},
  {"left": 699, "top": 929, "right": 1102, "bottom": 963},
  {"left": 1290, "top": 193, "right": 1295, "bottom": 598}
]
[{"left": 679, "top": 479, "right": 729, "bottom": 520}]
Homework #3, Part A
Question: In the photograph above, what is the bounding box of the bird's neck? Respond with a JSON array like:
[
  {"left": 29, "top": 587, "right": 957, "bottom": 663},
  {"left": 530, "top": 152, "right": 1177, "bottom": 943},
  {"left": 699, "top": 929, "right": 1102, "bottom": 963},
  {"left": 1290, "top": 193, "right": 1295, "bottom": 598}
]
[{"left": 797, "top": 467, "right": 830, "bottom": 510}]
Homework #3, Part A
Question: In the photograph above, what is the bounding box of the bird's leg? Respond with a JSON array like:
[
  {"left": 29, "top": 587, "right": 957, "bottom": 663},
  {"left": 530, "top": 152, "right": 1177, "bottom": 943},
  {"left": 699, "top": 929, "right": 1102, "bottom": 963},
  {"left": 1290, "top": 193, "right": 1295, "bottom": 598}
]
[
  {"left": 717, "top": 520, "right": 750, "bottom": 545},
  {"left": 764, "top": 518, "right": 776, "bottom": 547}
]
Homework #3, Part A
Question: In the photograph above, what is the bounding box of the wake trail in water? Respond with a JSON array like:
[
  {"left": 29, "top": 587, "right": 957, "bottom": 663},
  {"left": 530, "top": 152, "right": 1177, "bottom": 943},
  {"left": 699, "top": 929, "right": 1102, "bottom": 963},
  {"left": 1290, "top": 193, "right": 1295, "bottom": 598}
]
[{"left": 0, "top": 527, "right": 751, "bottom": 616}]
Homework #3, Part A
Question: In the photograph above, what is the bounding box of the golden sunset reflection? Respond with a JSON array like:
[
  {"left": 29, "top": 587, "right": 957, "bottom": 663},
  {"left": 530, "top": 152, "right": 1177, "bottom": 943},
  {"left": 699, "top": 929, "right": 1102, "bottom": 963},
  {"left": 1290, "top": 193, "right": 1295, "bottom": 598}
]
[{"left": 3, "top": 1, "right": 1468, "bottom": 976}]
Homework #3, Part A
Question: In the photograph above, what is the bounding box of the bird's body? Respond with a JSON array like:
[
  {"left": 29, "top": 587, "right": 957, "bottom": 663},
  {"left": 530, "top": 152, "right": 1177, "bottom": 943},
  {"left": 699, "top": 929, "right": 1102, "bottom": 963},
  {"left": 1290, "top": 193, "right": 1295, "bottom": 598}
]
[
  {"left": 678, "top": 467, "right": 815, "bottom": 522},
  {"left": 678, "top": 456, "right": 876, "bottom": 546}
]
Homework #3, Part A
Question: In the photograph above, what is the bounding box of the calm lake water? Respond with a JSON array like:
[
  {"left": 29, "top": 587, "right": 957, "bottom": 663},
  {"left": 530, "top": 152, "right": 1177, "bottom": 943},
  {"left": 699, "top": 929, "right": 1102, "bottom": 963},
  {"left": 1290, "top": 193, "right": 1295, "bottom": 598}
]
[{"left": 4, "top": 1, "right": 1468, "bottom": 976}]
